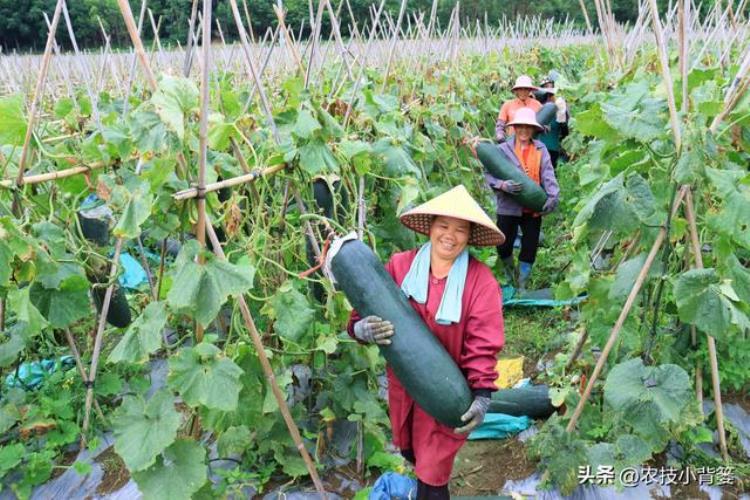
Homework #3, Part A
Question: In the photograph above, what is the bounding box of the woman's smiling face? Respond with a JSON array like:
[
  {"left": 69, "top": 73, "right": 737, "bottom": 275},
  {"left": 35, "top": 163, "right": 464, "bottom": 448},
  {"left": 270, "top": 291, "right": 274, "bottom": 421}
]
[{"left": 429, "top": 216, "right": 470, "bottom": 262}]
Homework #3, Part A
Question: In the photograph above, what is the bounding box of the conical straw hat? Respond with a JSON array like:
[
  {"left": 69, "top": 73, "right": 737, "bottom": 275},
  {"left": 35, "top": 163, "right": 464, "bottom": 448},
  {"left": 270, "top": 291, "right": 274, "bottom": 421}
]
[
  {"left": 512, "top": 75, "right": 537, "bottom": 91},
  {"left": 399, "top": 185, "right": 505, "bottom": 246},
  {"left": 507, "top": 107, "right": 543, "bottom": 131}
]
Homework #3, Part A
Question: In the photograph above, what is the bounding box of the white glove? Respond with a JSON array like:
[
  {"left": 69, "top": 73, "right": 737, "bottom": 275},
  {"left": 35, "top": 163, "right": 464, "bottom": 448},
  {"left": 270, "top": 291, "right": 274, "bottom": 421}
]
[{"left": 555, "top": 97, "right": 567, "bottom": 123}]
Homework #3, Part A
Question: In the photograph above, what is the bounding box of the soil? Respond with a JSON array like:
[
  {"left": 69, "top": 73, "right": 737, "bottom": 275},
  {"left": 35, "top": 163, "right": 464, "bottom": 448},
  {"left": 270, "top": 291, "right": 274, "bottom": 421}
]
[
  {"left": 450, "top": 437, "right": 537, "bottom": 496},
  {"left": 94, "top": 446, "right": 130, "bottom": 495},
  {"left": 723, "top": 389, "right": 750, "bottom": 414},
  {"left": 49, "top": 447, "right": 80, "bottom": 481}
]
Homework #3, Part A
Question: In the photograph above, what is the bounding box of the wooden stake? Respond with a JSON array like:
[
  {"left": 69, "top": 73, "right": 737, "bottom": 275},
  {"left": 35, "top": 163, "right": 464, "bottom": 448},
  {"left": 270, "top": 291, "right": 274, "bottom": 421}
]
[
  {"left": 117, "top": 0, "right": 158, "bottom": 90},
  {"left": 64, "top": 328, "right": 106, "bottom": 421},
  {"left": 648, "top": 0, "right": 682, "bottom": 153},
  {"left": 173, "top": 165, "right": 286, "bottom": 201},
  {"left": 684, "top": 189, "right": 729, "bottom": 462},
  {"left": 184, "top": 0, "right": 200, "bottom": 77},
  {"left": 679, "top": 0, "right": 689, "bottom": 114},
  {"left": 579, "top": 0, "right": 594, "bottom": 34},
  {"left": 14, "top": 0, "right": 64, "bottom": 187},
  {"left": 1, "top": 160, "right": 107, "bottom": 188},
  {"left": 566, "top": 186, "right": 688, "bottom": 432},
  {"left": 82, "top": 238, "right": 124, "bottom": 441},
  {"left": 204, "top": 220, "right": 327, "bottom": 497}
]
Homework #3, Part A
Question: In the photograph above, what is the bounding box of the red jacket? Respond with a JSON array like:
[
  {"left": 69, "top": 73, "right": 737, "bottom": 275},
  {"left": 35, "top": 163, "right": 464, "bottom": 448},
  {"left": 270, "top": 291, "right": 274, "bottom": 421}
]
[{"left": 348, "top": 249, "right": 504, "bottom": 485}]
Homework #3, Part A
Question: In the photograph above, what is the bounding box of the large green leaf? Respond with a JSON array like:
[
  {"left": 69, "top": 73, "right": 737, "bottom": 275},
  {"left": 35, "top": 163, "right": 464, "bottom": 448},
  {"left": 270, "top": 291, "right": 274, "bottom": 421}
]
[
  {"left": 150, "top": 76, "right": 199, "bottom": 140},
  {"left": 217, "top": 425, "right": 253, "bottom": 457},
  {"left": 0, "top": 325, "right": 28, "bottom": 368},
  {"left": 726, "top": 255, "right": 750, "bottom": 304},
  {"left": 29, "top": 275, "right": 90, "bottom": 329},
  {"left": 588, "top": 435, "right": 651, "bottom": 469},
  {"left": 167, "top": 240, "right": 255, "bottom": 327},
  {"left": 111, "top": 390, "right": 181, "bottom": 472},
  {"left": 705, "top": 168, "right": 750, "bottom": 249},
  {"left": 0, "top": 240, "right": 13, "bottom": 288},
  {"left": 673, "top": 268, "right": 749, "bottom": 339},
  {"left": 293, "top": 109, "right": 322, "bottom": 139},
  {"left": 132, "top": 440, "right": 206, "bottom": 500},
  {"left": 298, "top": 140, "right": 339, "bottom": 175},
  {"left": 604, "top": 358, "right": 692, "bottom": 425},
  {"left": 373, "top": 139, "right": 420, "bottom": 177},
  {"left": 265, "top": 281, "right": 314, "bottom": 342},
  {"left": 609, "top": 254, "right": 647, "bottom": 300},
  {"left": 207, "top": 113, "right": 237, "bottom": 151},
  {"left": 167, "top": 342, "right": 243, "bottom": 411},
  {"left": 113, "top": 187, "right": 154, "bottom": 240},
  {"left": 0, "top": 95, "right": 26, "bottom": 146},
  {"left": 573, "top": 103, "right": 619, "bottom": 141},
  {"left": 600, "top": 79, "right": 667, "bottom": 143},
  {"left": 8, "top": 287, "right": 47, "bottom": 335},
  {"left": 108, "top": 302, "right": 168, "bottom": 364}
]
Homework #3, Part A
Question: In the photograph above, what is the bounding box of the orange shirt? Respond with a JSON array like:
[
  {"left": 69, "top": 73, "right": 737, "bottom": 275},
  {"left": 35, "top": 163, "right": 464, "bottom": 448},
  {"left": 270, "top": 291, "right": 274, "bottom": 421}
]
[{"left": 497, "top": 97, "right": 542, "bottom": 135}]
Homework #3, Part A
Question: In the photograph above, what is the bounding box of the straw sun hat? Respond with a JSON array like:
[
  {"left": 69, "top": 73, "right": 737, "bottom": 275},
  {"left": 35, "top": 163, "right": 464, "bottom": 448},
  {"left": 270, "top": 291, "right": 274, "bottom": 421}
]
[
  {"left": 511, "top": 75, "right": 537, "bottom": 91},
  {"left": 507, "top": 107, "right": 544, "bottom": 132},
  {"left": 399, "top": 185, "right": 505, "bottom": 246}
]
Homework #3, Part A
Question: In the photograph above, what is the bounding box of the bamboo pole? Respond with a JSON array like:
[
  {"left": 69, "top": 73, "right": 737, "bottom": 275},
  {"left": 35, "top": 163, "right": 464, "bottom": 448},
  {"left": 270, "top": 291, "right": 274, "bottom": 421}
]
[
  {"left": 82, "top": 238, "right": 124, "bottom": 441},
  {"left": 195, "top": 0, "right": 212, "bottom": 248},
  {"left": 122, "top": 0, "right": 147, "bottom": 116},
  {"left": 566, "top": 186, "right": 688, "bottom": 432},
  {"left": 648, "top": 0, "right": 682, "bottom": 153},
  {"left": 0, "top": 161, "right": 107, "bottom": 188},
  {"left": 204, "top": 219, "right": 327, "bottom": 497},
  {"left": 117, "top": 0, "right": 158, "bottom": 90},
  {"left": 64, "top": 328, "right": 106, "bottom": 421},
  {"left": 14, "top": 0, "right": 64, "bottom": 188},
  {"left": 305, "top": 0, "right": 328, "bottom": 88},
  {"left": 228, "top": 0, "right": 280, "bottom": 142},
  {"left": 184, "top": 0, "right": 200, "bottom": 77},
  {"left": 173, "top": 165, "right": 286, "bottom": 201},
  {"left": 679, "top": 0, "right": 689, "bottom": 114},
  {"left": 579, "top": 0, "right": 594, "bottom": 34},
  {"left": 61, "top": 0, "right": 101, "bottom": 129},
  {"left": 684, "top": 190, "right": 729, "bottom": 461},
  {"left": 43, "top": 12, "right": 77, "bottom": 108}
]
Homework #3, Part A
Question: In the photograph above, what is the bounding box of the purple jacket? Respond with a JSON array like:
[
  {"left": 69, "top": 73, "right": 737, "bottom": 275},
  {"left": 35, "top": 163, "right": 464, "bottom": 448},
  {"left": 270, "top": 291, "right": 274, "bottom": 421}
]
[{"left": 484, "top": 138, "right": 560, "bottom": 216}]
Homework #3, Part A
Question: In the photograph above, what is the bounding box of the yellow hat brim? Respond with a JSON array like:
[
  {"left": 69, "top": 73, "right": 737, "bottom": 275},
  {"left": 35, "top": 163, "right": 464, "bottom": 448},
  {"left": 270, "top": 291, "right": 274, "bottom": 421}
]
[{"left": 399, "top": 185, "right": 505, "bottom": 247}]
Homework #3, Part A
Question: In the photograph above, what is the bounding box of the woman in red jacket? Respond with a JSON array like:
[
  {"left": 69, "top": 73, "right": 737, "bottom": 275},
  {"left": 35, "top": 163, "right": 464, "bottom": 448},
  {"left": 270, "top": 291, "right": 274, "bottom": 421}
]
[{"left": 347, "top": 185, "right": 505, "bottom": 499}]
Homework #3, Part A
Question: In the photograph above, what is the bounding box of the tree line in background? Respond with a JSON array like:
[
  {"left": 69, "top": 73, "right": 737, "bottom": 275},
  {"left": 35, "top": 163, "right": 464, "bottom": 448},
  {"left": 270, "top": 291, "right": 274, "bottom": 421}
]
[{"left": 0, "top": 0, "right": 740, "bottom": 53}]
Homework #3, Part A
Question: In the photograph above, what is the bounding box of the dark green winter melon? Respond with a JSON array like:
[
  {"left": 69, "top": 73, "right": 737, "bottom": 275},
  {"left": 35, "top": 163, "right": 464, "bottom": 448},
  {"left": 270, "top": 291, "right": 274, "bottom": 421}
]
[
  {"left": 476, "top": 142, "right": 548, "bottom": 212},
  {"left": 330, "top": 239, "right": 472, "bottom": 428}
]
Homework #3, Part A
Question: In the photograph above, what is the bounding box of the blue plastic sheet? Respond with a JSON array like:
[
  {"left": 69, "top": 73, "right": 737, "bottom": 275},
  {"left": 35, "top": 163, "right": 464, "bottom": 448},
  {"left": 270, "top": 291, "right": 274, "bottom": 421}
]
[
  {"left": 369, "top": 472, "right": 416, "bottom": 500},
  {"left": 118, "top": 252, "right": 148, "bottom": 289},
  {"left": 4, "top": 356, "right": 75, "bottom": 390},
  {"left": 502, "top": 286, "right": 586, "bottom": 308},
  {"left": 468, "top": 413, "right": 532, "bottom": 441}
]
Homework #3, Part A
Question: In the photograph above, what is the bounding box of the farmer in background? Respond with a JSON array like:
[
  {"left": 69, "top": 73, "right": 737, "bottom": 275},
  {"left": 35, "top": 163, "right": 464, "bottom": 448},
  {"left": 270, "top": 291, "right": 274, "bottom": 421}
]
[
  {"left": 485, "top": 108, "right": 560, "bottom": 289},
  {"left": 347, "top": 185, "right": 505, "bottom": 499},
  {"left": 495, "top": 75, "right": 542, "bottom": 143},
  {"left": 535, "top": 73, "right": 569, "bottom": 168}
]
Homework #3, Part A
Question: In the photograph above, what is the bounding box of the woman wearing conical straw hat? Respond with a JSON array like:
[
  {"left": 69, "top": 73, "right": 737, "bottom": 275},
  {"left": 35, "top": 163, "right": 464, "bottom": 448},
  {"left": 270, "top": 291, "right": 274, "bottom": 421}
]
[
  {"left": 347, "top": 185, "right": 505, "bottom": 498},
  {"left": 495, "top": 75, "right": 542, "bottom": 143},
  {"left": 485, "top": 107, "right": 560, "bottom": 289}
]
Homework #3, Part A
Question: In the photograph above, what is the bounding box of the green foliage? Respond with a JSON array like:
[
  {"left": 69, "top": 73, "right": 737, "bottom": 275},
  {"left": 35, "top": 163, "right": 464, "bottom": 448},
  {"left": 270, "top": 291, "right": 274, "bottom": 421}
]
[
  {"left": 0, "top": 94, "right": 26, "bottom": 146},
  {"left": 673, "top": 269, "right": 749, "bottom": 341},
  {"left": 111, "top": 390, "right": 182, "bottom": 472},
  {"left": 132, "top": 440, "right": 207, "bottom": 500},
  {"left": 108, "top": 302, "right": 168, "bottom": 364},
  {"left": 166, "top": 240, "right": 255, "bottom": 327},
  {"left": 604, "top": 359, "right": 697, "bottom": 449},
  {"left": 168, "top": 342, "right": 243, "bottom": 411},
  {"left": 264, "top": 281, "right": 315, "bottom": 342}
]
